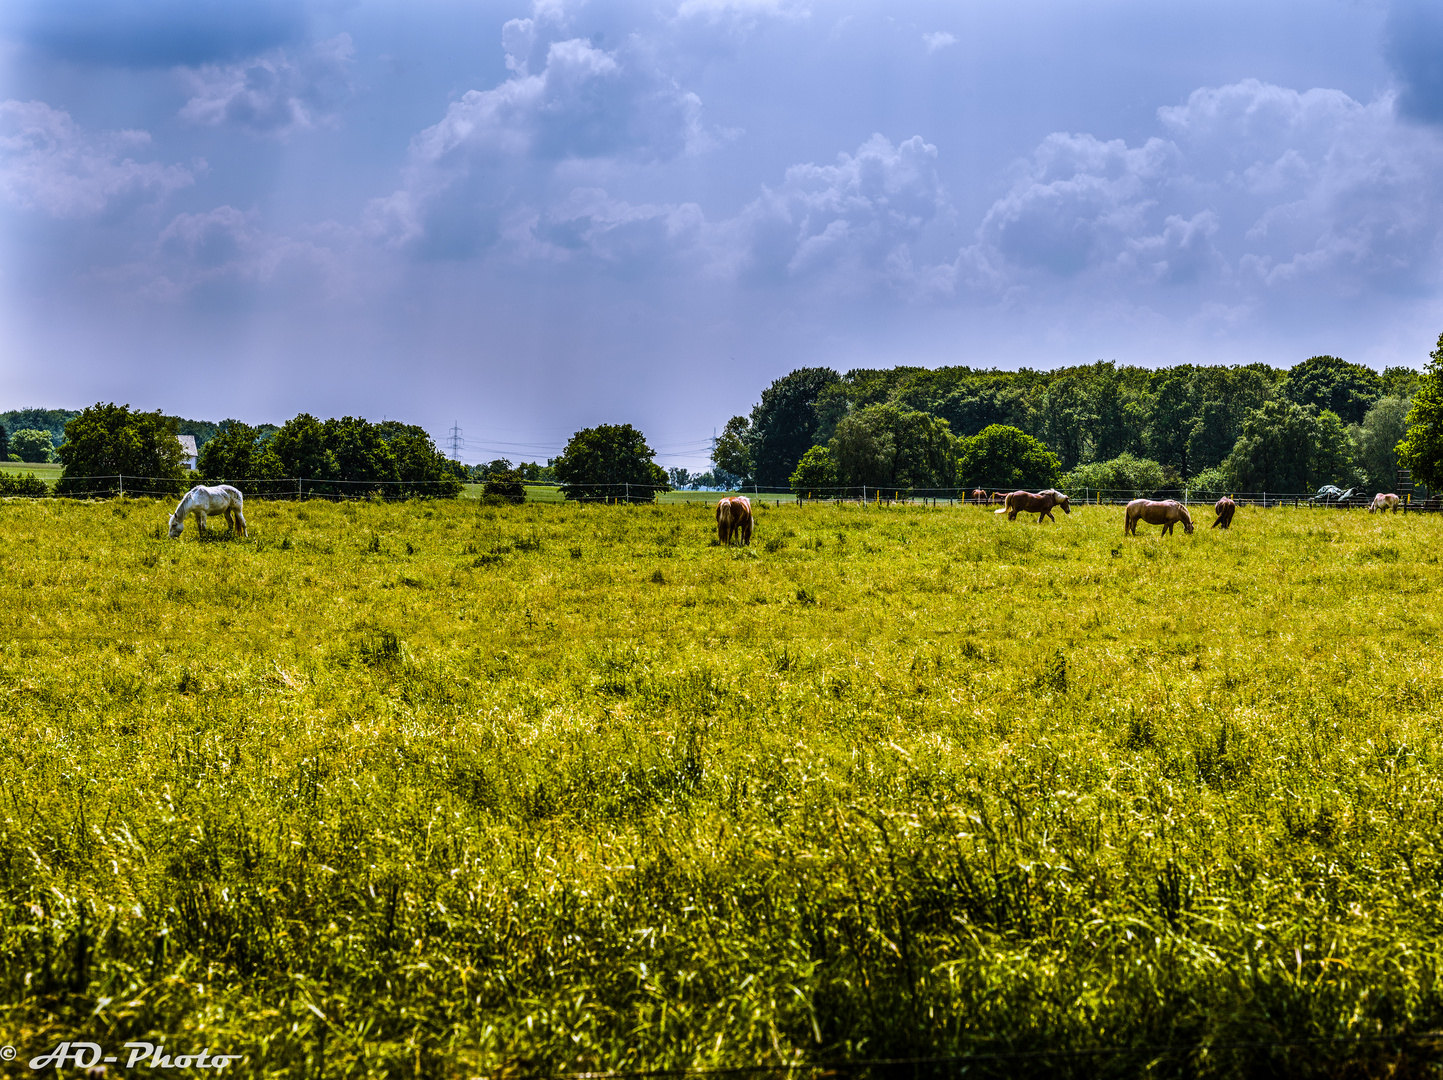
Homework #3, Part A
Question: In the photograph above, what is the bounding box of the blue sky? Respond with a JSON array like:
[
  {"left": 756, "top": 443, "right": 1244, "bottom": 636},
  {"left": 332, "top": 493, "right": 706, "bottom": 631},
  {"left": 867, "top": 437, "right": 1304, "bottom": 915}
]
[{"left": 3, "top": 0, "right": 1442, "bottom": 468}]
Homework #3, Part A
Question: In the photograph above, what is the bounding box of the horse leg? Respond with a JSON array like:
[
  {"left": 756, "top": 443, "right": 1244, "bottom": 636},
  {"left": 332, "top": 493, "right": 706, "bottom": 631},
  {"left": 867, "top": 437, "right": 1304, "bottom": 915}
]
[{"left": 235, "top": 508, "right": 247, "bottom": 537}]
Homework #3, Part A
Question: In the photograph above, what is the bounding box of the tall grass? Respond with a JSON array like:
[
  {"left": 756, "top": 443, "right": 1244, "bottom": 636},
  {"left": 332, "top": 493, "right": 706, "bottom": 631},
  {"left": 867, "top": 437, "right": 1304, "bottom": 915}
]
[{"left": 1, "top": 496, "right": 1442, "bottom": 1076}]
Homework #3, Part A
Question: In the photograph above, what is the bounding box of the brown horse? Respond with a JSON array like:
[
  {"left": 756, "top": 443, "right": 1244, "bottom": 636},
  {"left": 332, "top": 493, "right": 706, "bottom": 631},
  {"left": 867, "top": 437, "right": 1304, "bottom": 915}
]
[
  {"left": 994, "top": 489, "right": 1071, "bottom": 523},
  {"left": 716, "top": 495, "right": 753, "bottom": 546},
  {"left": 970, "top": 488, "right": 988, "bottom": 505},
  {"left": 1125, "top": 499, "right": 1194, "bottom": 536},
  {"left": 1369, "top": 493, "right": 1400, "bottom": 513},
  {"left": 1211, "top": 496, "right": 1236, "bottom": 529}
]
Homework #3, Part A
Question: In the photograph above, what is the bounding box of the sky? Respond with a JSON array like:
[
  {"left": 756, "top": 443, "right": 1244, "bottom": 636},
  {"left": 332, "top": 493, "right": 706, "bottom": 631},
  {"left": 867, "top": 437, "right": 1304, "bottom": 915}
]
[{"left": 3, "top": 0, "right": 1443, "bottom": 468}]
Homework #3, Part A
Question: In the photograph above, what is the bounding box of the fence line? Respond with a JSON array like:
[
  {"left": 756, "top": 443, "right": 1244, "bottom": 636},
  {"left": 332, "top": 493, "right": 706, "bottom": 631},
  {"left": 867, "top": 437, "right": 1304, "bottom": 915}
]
[{"left": 2, "top": 473, "right": 1436, "bottom": 510}]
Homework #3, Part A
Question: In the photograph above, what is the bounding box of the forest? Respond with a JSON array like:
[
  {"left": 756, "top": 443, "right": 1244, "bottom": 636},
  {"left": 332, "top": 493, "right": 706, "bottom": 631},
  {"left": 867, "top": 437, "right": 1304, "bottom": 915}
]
[{"left": 707, "top": 356, "right": 1425, "bottom": 496}]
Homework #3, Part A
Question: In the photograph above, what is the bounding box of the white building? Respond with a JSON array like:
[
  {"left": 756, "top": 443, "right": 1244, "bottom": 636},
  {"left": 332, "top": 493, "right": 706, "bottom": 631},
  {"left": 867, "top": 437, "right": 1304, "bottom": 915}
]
[{"left": 178, "top": 435, "right": 198, "bottom": 471}]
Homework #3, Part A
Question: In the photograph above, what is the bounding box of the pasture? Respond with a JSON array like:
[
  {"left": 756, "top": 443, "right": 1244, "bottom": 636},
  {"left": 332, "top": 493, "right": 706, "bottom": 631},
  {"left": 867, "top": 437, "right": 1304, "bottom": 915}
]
[{"left": 2, "top": 496, "right": 1442, "bottom": 1077}]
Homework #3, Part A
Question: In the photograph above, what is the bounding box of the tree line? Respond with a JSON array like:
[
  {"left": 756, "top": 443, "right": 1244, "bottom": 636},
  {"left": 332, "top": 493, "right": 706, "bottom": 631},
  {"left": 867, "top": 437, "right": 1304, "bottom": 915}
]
[
  {"left": 4, "top": 404, "right": 465, "bottom": 500},
  {"left": 712, "top": 350, "right": 1437, "bottom": 497}
]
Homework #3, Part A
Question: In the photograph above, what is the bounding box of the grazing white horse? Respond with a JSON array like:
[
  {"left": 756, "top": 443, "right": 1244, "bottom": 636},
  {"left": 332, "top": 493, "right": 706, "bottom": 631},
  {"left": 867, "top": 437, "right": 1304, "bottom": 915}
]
[
  {"left": 169, "top": 484, "right": 247, "bottom": 539},
  {"left": 1369, "top": 493, "right": 1401, "bottom": 514}
]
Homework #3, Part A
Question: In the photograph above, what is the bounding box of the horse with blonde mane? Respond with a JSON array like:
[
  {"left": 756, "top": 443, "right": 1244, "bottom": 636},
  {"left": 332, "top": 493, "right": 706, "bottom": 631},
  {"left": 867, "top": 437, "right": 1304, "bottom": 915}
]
[
  {"left": 1369, "top": 493, "right": 1401, "bottom": 513},
  {"left": 169, "top": 484, "right": 247, "bottom": 539},
  {"left": 1212, "top": 496, "right": 1236, "bottom": 529},
  {"left": 994, "top": 489, "right": 1070, "bottom": 523},
  {"left": 716, "top": 495, "right": 753, "bottom": 546},
  {"left": 970, "top": 488, "right": 988, "bottom": 506},
  {"left": 1125, "top": 499, "right": 1193, "bottom": 536}
]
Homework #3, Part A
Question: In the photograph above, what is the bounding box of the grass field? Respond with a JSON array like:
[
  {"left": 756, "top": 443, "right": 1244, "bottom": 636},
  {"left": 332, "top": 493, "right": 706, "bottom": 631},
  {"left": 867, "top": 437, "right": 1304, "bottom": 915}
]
[
  {"left": 2, "top": 496, "right": 1442, "bottom": 1077},
  {"left": 0, "top": 461, "right": 62, "bottom": 486}
]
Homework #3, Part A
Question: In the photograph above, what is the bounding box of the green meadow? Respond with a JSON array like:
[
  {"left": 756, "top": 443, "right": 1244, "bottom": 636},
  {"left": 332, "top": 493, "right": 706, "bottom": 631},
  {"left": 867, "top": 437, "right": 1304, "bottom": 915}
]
[{"left": 2, "top": 495, "right": 1442, "bottom": 1077}]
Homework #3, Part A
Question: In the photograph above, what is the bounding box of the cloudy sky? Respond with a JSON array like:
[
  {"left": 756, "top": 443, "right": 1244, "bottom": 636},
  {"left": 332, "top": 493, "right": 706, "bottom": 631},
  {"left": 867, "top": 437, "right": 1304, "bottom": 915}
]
[{"left": 3, "top": 0, "right": 1443, "bottom": 467}]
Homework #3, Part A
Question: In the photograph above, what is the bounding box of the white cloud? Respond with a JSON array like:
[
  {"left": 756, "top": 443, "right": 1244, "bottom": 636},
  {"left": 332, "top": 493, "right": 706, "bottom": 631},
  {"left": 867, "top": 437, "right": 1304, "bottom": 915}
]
[
  {"left": 178, "top": 34, "right": 355, "bottom": 138},
  {"left": 0, "top": 99, "right": 197, "bottom": 219},
  {"left": 365, "top": 33, "right": 707, "bottom": 254},
  {"left": 108, "top": 205, "right": 355, "bottom": 301},
  {"left": 967, "top": 78, "right": 1443, "bottom": 298},
  {"left": 922, "top": 31, "right": 956, "bottom": 52}
]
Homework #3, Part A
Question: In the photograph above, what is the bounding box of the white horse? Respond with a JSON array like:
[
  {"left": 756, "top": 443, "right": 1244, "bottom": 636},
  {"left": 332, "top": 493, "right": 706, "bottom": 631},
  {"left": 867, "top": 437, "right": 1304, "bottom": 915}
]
[
  {"left": 169, "top": 485, "right": 247, "bottom": 539},
  {"left": 1369, "top": 493, "right": 1400, "bottom": 514}
]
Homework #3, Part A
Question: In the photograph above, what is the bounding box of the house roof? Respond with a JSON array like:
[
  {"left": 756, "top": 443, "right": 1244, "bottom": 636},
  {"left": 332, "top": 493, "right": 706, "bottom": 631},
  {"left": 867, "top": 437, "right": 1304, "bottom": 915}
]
[{"left": 178, "top": 435, "right": 198, "bottom": 457}]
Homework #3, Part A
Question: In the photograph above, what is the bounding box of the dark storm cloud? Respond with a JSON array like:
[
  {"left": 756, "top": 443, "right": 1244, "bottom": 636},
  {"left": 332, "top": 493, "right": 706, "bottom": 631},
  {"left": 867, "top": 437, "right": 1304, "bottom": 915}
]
[
  {"left": 1385, "top": 0, "right": 1443, "bottom": 124},
  {"left": 8, "top": 0, "right": 306, "bottom": 67}
]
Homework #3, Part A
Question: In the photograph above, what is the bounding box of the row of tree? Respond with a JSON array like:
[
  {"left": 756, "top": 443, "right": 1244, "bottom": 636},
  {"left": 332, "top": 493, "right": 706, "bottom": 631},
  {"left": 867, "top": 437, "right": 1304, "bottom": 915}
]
[
  {"left": 37, "top": 404, "right": 464, "bottom": 499},
  {"left": 714, "top": 349, "right": 1438, "bottom": 496}
]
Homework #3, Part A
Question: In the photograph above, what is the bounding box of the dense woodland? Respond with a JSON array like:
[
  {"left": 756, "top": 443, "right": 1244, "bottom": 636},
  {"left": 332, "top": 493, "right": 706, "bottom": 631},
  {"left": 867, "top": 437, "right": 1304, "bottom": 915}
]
[{"left": 705, "top": 356, "right": 1427, "bottom": 496}]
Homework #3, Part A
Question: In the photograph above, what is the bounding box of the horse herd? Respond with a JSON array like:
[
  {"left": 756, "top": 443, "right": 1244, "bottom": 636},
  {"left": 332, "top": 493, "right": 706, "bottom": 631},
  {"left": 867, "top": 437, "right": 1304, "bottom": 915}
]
[{"left": 160, "top": 483, "right": 1403, "bottom": 547}]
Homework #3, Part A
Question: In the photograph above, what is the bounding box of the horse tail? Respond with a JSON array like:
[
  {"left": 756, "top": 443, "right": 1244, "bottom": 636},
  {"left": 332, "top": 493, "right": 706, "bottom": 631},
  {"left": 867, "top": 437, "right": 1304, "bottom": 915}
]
[{"left": 993, "top": 494, "right": 1010, "bottom": 515}]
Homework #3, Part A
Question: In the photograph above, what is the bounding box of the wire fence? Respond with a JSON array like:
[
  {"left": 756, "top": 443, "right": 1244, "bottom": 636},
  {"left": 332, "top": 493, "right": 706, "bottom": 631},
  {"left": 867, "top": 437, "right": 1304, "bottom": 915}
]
[{"left": 1, "top": 473, "right": 1437, "bottom": 511}]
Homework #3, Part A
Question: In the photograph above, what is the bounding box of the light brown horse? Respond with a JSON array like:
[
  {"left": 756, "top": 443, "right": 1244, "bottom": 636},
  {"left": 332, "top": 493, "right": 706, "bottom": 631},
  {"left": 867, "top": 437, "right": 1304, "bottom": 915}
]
[
  {"left": 1125, "top": 499, "right": 1194, "bottom": 536},
  {"left": 716, "top": 495, "right": 753, "bottom": 546},
  {"left": 1369, "top": 493, "right": 1400, "bottom": 513},
  {"left": 1211, "top": 496, "right": 1236, "bottom": 529},
  {"left": 994, "top": 489, "right": 1071, "bottom": 523},
  {"left": 970, "top": 488, "right": 988, "bottom": 506}
]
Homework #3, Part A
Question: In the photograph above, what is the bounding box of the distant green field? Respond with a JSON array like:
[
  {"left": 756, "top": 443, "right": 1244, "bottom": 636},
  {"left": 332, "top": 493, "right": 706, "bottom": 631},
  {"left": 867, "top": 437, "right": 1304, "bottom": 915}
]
[
  {"left": 3, "top": 498, "right": 1443, "bottom": 1077},
  {"left": 0, "top": 461, "right": 61, "bottom": 486}
]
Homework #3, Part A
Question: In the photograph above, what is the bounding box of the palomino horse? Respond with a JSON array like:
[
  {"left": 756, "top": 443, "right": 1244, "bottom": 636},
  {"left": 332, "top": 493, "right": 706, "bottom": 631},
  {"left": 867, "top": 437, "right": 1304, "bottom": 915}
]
[
  {"left": 995, "top": 489, "right": 1070, "bottom": 523},
  {"left": 169, "top": 484, "right": 247, "bottom": 539},
  {"left": 1369, "top": 493, "right": 1401, "bottom": 513},
  {"left": 1212, "top": 496, "right": 1236, "bottom": 529},
  {"left": 1125, "top": 499, "right": 1194, "bottom": 536},
  {"left": 970, "top": 488, "right": 988, "bottom": 506},
  {"left": 716, "top": 495, "right": 753, "bottom": 546}
]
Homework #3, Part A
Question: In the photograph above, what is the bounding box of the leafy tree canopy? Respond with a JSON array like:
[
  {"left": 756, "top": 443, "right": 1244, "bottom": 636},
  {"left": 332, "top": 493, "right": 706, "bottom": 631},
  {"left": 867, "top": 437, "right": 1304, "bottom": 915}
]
[
  {"left": 1283, "top": 355, "right": 1382, "bottom": 426},
  {"left": 829, "top": 404, "right": 959, "bottom": 492},
  {"left": 198, "top": 420, "right": 269, "bottom": 489},
  {"left": 956, "top": 424, "right": 1060, "bottom": 491},
  {"left": 554, "top": 424, "right": 668, "bottom": 503},
  {"left": 1061, "top": 452, "right": 1167, "bottom": 497},
  {"left": 55, "top": 404, "right": 186, "bottom": 498},
  {"left": 11, "top": 429, "right": 55, "bottom": 463},
  {"left": 1350, "top": 397, "right": 1411, "bottom": 491},
  {"left": 747, "top": 367, "right": 840, "bottom": 486},
  {"left": 0, "top": 408, "right": 79, "bottom": 447},
  {"left": 789, "top": 445, "right": 836, "bottom": 496},
  {"left": 1221, "top": 399, "right": 1359, "bottom": 492},
  {"left": 713, "top": 416, "right": 753, "bottom": 485},
  {"left": 1396, "top": 333, "right": 1443, "bottom": 491}
]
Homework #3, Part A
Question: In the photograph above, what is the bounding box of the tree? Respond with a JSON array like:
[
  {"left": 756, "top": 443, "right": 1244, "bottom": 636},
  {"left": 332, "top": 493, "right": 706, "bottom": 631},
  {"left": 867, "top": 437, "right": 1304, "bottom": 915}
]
[
  {"left": 199, "top": 420, "right": 275, "bottom": 491},
  {"left": 11, "top": 428, "right": 54, "bottom": 463},
  {"left": 956, "top": 425, "right": 1060, "bottom": 491},
  {"left": 0, "top": 423, "right": 8, "bottom": 460},
  {"left": 1038, "top": 376, "right": 1093, "bottom": 471},
  {"left": 1062, "top": 452, "right": 1167, "bottom": 497},
  {"left": 1185, "top": 400, "right": 1237, "bottom": 472},
  {"left": 1381, "top": 366, "right": 1421, "bottom": 400},
  {"left": 828, "top": 404, "right": 959, "bottom": 493},
  {"left": 260, "top": 413, "right": 338, "bottom": 491},
  {"left": 1283, "top": 355, "right": 1381, "bottom": 426},
  {"left": 1221, "top": 400, "right": 1358, "bottom": 492},
  {"left": 376, "top": 421, "right": 464, "bottom": 496},
  {"left": 480, "top": 459, "right": 526, "bottom": 503},
  {"left": 712, "top": 416, "right": 754, "bottom": 485},
  {"left": 1350, "top": 397, "right": 1411, "bottom": 490},
  {"left": 554, "top": 424, "right": 669, "bottom": 503},
  {"left": 789, "top": 446, "right": 836, "bottom": 496},
  {"left": 55, "top": 404, "right": 186, "bottom": 498},
  {"left": 667, "top": 467, "right": 692, "bottom": 489},
  {"left": 1145, "top": 376, "right": 1195, "bottom": 476},
  {"left": 1396, "top": 332, "right": 1443, "bottom": 491},
  {"left": 748, "top": 367, "right": 841, "bottom": 486}
]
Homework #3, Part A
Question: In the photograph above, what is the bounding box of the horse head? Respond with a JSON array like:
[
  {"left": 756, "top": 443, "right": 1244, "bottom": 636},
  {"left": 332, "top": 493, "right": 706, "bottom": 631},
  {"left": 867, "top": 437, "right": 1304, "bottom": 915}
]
[{"left": 168, "top": 513, "right": 184, "bottom": 539}]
